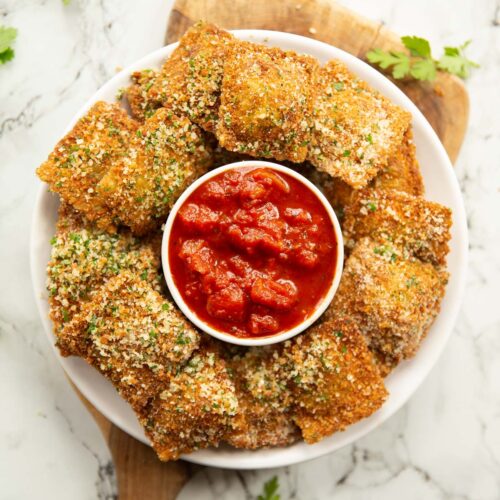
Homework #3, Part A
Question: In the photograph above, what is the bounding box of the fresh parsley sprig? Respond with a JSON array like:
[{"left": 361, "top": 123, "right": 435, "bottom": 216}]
[
  {"left": 257, "top": 476, "right": 280, "bottom": 500},
  {"left": 0, "top": 25, "right": 18, "bottom": 65},
  {"left": 367, "top": 36, "right": 479, "bottom": 82}
]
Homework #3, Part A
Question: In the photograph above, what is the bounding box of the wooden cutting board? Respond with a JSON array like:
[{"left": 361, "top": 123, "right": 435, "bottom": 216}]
[{"left": 78, "top": 2, "right": 469, "bottom": 499}]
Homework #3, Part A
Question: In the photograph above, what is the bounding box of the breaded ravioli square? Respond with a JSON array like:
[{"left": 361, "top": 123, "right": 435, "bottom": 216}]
[
  {"left": 48, "top": 204, "right": 162, "bottom": 336},
  {"left": 301, "top": 127, "right": 424, "bottom": 214},
  {"left": 216, "top": 41, "right": 318, "bottom": 162},
  {"left": 308, "top": 60, "right": 411, "bottom": 188},
  {"left": 97, "top": 107, "right": 213, "bottom": 235},
  {"left": 141, "top": 343, "right": 238, "bottom": 460},
  {"left": 59, "top": 271, "right": 199, "bottom": 412},
  {"left": 146, "top": 21, "right": 234, "bottom": 133},
  {"left": 342, "top": 189, "right": 452, "bottom": 266},
  {"left": 284, "top": 318, "right": 387, "bottom": 443},
  {"left": 372, "top": 127, "right": 423, "bottom": 196},
  {"left": 223, "top": 346, "right": 300, "bottom": 449},
  {"left": 37, "top": 101, "right": 138, "bottom": 231},
  {"left": 328, "top": 238, "right": 448, "bottom": 375}
]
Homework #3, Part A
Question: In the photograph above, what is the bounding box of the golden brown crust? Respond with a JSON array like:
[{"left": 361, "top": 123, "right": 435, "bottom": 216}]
[
  {"left": 223, "top": 346, "right": 300, "bottom": 449},
  {"left": 97, "top": 107, "right": 213, "bottom": 235},
  {"left": 58, "top": 271, "right": 200, "bottom": 413},
  {"left": 308, "top": 60, "right": 411, "bottom": 188},
  {"left": 141, "top": 341, "right": 238, "bottom": 460},
  {"left": 216, "top": 41, "right": 318, "bottom": 162},
  {"left": 342, "top": 189, "right": 452, "bottom": 266},
  {"left": 37, "top": 101, "right": 139, "bottom": 231},
  {"left": 326, "top": 238, "right": 448, "bottom": 374},
  {"left": 283, "top": 317, "right": 387, "bottom": 443},
  {"left": 48, "top": 204, "right": 162, "bottom": 336},
  {"left": 374, "top": 127, "right": 424, "bottom": 196},
  {"left": 147, "top": 21, "right": 234, "bottom": 133},
  {"left": 297, "top": 127, "right": 423, "bottom": 218}
]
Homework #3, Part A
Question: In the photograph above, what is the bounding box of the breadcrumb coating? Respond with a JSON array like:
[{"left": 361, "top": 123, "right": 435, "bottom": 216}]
[
  {"left": 47, "top": 204, "right": 162, "bottom": 338},
  {"left": 327, "top": 238, "right": 448, "bottom": 375},
  {"left": 97, "top": 107, "right": 213, "bottom": 235},
  {"left": 283, "top": 317, "right": 387, "bottom": 443},
  {"left": 223, "top": 346, "right": 300, "bottom": 449},
  {"left": 37, "top": 101, "right": 139, "bottom": 231},
  {"left": 146, "top": 21, "right": 234, "bottom": 133},
  {"left": 216, "top": 41, "right": 318, "bottom": 162},
  {"left": 142, "top": 341, "right": 238, "bottom": 460},
  {"left": 125, "top": 69, "right": 161, "bottom": 121},
  {"left": 301, "top": 127, "right": 424, "bottom": 215},
  {"left": 373, "top": 127, "right": 423, "bottom": 196},
  {"left": 308, "top": 60, "right": 411, "bottom": 188},
  {"left": 59, "top": 271, "right": 200, "bottom": 412},
  {"left": 343, "top": 189, "right": 452, "bottom": 266}
]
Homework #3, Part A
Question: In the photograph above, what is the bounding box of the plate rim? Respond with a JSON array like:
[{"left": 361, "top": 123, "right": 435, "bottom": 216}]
[{"left": 30, "top": 29, "right": 469, "bottom": 469}]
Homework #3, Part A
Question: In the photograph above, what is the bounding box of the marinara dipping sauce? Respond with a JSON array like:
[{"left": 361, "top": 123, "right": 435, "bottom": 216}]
[{"left": 167, "top": 165, "right": 338, "bottom": 339}]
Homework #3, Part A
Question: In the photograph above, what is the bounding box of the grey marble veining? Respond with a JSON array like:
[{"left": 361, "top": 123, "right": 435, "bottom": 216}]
[{"left": 0, "top": 0, "right": 499, "bottom": 499}]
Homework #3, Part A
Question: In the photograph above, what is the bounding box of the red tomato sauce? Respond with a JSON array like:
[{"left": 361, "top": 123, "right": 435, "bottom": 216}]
[{"left": 168, "top": 166, "right": 337, "bottom": 338}]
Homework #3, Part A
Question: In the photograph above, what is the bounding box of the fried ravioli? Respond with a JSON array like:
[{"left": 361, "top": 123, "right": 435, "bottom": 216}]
[
  {"left": 146, "top": 21, "right": 234, "bottom": 133},
  {"left": 224, "top": 346, "right": 300, "bottom": 449},
  {"left": 58, "top": 271, "right": 199, "bottom": 412},
  {"left": 342, "top": 189, "right": 452, "bottom": 266},
  {"left": 301, "top": 127, "right": 424, "bottom": 215},
  {"left": 216, "top": 41, "right": 318, "bottom": 162},
  {"left": 327, "top": 238, "right": 448, "bottom": 375},
  {"left": 308, "top": 60, "right": 411, "bottom": 188},
  {"left": 97, "top": 107, "right": 213, "bottom": 235},
  {"left": 47, "top": 204, "right": 162, "bottom": 337},
  {"left": 37, "top": 101, "right": 139, "bottom": 231},
  {"left": 373, "top": 127, "right": 424, "bottom": 196},
  {"left": 141, "top": 342, "right": 238, "bottom": 460},
  {"left": 283, "top": 318, "right": 387, "bottom": 443}
]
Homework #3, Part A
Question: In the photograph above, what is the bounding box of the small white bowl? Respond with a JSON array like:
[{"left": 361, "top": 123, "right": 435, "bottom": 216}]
[{"left": 161, "top": 161, "right": 344, "bottom": 346}]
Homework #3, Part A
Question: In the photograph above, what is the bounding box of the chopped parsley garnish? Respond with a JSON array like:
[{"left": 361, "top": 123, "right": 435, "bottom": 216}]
[
  {"left": 0, "top": 25, "right": 17, "bottom": 65},
  {"left": 258, "top": 476, "right": 280, "bottom": 500}
]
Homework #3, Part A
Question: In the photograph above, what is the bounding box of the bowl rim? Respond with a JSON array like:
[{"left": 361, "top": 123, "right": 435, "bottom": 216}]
[
  {"left": 30, "top": 29, "right": 468, "bottom": 470},
  {"left": 161, "top": 160, "right": 344, "bottom": 347}
]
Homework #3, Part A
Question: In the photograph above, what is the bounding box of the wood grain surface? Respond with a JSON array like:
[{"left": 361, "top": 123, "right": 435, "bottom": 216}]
[{"left": 76, "top": 2, "right": 470, "bottom": 499}]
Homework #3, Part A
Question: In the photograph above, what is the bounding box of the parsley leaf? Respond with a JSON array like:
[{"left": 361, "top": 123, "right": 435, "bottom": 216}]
[
  {"left": 438, "top": 40, "right": 479, "bottom": 78},
  {"left": 401, "top": 35, "right": 432, "bottom": 58},
  {"left": 410, "top": 58, "right": 437, "bottom": 81},
  {"left": 366, "top": 49, "right": 410, "bottom": 79},
  {"left": 0, "top": 47, "right": 14, "bottom": 64},
  {"left": 258, "top": 476, "right": 280, "bottom": 500},
  {"left": 367, "top": 35, "right": 478, "bottom": 82},
  {"left": 0, "top": 26, "right": 17, "bottom": 65}
]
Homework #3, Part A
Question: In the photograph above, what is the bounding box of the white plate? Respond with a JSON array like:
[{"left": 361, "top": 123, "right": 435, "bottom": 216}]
[{"left": 30, "top": 30, "right": 468, "bottom": 470}]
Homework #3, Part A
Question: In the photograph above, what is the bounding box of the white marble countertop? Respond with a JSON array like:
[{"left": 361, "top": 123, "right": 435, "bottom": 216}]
[{"left": 1, "top": 0, "right": 499, "bottom": 498}]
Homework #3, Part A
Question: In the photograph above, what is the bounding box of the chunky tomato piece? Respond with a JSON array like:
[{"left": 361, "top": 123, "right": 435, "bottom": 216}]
[
  {"left": 179, "top": 239, "right": 214, "bottom": 275},
  {"left": 206, "top": 284, "right": 247, "bottom": 322},
  {"left": 178, "top": 203, "right": 220, "bottom": 233},
  {"left": 248, "top": 314, "right": 279, "bottom": 335},
  {"left": 250, "top": 277, "right": 298, "bottom": 311},
  {"left": 169, "top": 166, "right": 337, "bottom": 338}
]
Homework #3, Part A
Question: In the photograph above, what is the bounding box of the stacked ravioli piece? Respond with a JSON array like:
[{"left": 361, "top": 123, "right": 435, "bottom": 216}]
[{"left": 36, "top": 20, "right": 453, "bottom": 460}]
